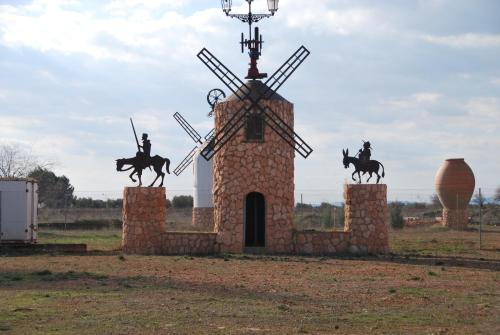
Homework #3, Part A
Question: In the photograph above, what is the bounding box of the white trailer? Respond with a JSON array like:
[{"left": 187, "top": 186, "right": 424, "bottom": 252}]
[{"left": 0, "top": 178, "right": 38, "bottom": 243}]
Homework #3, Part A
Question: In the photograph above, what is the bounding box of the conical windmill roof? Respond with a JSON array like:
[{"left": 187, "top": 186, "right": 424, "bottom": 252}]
[{"left": 225, "top": 80, "right": 289, "bottom": 103}]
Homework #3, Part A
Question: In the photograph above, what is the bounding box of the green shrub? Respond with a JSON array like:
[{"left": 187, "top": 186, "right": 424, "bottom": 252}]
[{"left": 390, "top": 202, "right": 405, "bottom": 229}]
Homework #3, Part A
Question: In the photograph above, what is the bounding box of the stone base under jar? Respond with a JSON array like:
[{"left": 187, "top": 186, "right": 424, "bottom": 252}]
[{"left": 442, "top": 208, "right": 468, "bottom": 230}]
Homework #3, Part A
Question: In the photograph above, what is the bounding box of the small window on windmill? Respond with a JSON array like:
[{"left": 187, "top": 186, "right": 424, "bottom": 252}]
[{"left": 246, "top": 113, "right": 264, "bottom": 142}]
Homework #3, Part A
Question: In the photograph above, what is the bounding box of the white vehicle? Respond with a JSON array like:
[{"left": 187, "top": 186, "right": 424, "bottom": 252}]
[{"left": 0, "top": 178, "right": 38, "bottom": 243}]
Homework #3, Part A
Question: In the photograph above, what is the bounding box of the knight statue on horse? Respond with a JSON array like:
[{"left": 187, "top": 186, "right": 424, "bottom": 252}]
[
  {"left": 343, "top": 140, "right": 385, "bottom": 184},
  {"left": 115, "top": 118, "right": 170, "bottom": 187}
]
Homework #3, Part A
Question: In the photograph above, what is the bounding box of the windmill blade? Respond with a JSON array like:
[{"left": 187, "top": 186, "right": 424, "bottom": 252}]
[
  {"left": 200, "top": 105, "right": 248, "bottom": 161},
  {"left": 197, "top": 48, "right": 250, "bottom": 101},
  {"left": 204, "top": 128, "right": 215, "bottom": 141},
  {"left": 173, "top": 112, "right": 203, "bottom": 144},
  {"left": 260, "top": 106, "right": 313, "bottom": 158},
  {"left": 197, "top": 46, "right": 312, "bottom": 160},
  {"left": 263, "top": 46, "right": 310, "bottom": 98},
  {"left": 173, "top": 146, "right": 198, "bottom": 176}
]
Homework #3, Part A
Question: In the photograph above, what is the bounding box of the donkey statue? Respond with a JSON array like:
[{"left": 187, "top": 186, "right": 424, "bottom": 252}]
[{"left": 342, "top": 148, "right": 385, "bottom": 184}]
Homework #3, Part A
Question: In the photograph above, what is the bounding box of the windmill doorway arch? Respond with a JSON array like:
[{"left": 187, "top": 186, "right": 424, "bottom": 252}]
[{"left": 245, "top": 192, "right": 265, "bottom": 247}]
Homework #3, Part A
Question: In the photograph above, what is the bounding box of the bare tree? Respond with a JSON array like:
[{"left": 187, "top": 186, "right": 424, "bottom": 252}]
[
  {"left": 0, "top": 144, "right": 51, "bottom": 178},
  {"left": 495, "top": 187, "right": 500, "bottom": 203},
  {"left": 473, "top": 191, "right": 486, "bottom": 208},
  {"left": 430, "top": 194, "right": 442, "bottom": 207}
]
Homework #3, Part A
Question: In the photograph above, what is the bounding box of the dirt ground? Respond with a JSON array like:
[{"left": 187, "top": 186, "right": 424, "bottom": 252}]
[{"left": 0, "top": 226, "right": 499, "bottom": 334}]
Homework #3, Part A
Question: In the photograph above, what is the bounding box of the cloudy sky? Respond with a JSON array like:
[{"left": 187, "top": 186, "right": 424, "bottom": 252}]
[{"left": 0, "top": 0, "right": 499, "bottom": 203}]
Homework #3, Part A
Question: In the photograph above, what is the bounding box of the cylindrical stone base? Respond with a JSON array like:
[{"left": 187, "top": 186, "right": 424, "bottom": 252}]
[
  {"left": 122, "top": 187, "right": 167, "bottom": 254},
  {"left": 193, "top": 207, "right": 214, "bottom": 231},
  {"left": 344, "top": 184, "right": 389, "bottom": 254},
  {"left": 442, "top": 208, "right": 468, "bottom": 230}
]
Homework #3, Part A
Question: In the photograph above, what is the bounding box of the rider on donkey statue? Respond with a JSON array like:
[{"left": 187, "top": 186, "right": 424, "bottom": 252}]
[
  {"left": 342, "top": 140, "right": 385, "bottom": 184},
  {"left": 358, "top": 141, "right": 372, "bottom": 167}
]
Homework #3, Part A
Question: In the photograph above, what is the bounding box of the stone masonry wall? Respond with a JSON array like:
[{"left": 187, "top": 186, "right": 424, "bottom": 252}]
[
  {"left": 442, "top": 208, "right": 468, "bottom": 230},
  {"left": 344, "top": 184, "right": 389, "bottom": 254},
  {"left": 160, "top": 232, "right": 217, "bottom": 255},
  {"left": 294, "top": 231, "right": 350, "bottom": 255},
  {"left": 122, "top": 187, "right": 166, "bottom": 254},
  {"left": 123, "top": 187, "right": 217, "bottom": 255},
  {"left": 192, "top": 207, "right": 214, "bottom": 231},
  {"left": 213, "top": 98, "right": 295, "bottom": 253}
]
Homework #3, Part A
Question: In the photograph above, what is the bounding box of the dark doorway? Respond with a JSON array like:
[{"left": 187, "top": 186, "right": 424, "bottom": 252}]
[{"left": 245, "top": 192, "right": 265, "bottom": 247}]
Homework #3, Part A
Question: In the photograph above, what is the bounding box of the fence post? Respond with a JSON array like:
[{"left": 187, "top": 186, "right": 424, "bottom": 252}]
[{"left": 479, "top": 187, "right": 482, "bottom": 250}]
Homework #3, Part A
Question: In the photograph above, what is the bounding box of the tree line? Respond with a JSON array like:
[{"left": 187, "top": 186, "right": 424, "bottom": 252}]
[
  {"left": 0, "top": 144, "right": 194, "bottom": 209},
  {"left": 2, "top": 144, "right": 500, "bottom": 212}
]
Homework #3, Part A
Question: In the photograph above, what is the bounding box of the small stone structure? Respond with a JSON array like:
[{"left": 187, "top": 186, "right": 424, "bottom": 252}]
[
  {"left": 344, "top": 184, "right": 389, "bottom": 254},
  {"left": 122, "top": 184, "right": 389, "bottom": 256},
  {"left": 122, "top": 187, "right": 217, "bottom": 255},
  {"left": 441, "top": 208, "right": 468, "bottom": 230},
  {"left": 404, "top": 217, "right": 439, "bottom": 227}
]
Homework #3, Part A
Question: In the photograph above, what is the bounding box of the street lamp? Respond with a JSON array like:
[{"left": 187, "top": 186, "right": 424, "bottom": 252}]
[
  {"left": 267, "top": 0, "right": 278, "bottom": 14},
  {"left": 221, "top": 0, "right": 279, "bottom": 22},
  {"left": 221, "top": 0, "right": 231, "bottom": 14},
  {"left": 220, "top": 0, "right": 280, "bottom": 79}
]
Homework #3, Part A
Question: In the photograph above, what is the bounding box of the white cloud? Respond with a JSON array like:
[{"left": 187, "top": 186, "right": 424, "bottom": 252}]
[
  {"left": 382, "top": 92, "right": 441, "bottom": 109},
  {"left": 0, "top": 116, "right": 42, "bottom": 137},
  {"left": 490, "top": 77, "right": 500, "bottom": 86},
  {"left": 279, "top": 2, "right": 376, "bottom": 35},
  {"left": 0, "top": 1, "right": 225, "bottom": 65},
  {"left": 463, "top": 97, "right": 500, "bottom": 119},
  {"left": 421, "top": 33, "right": 500, "bottom": 48}
]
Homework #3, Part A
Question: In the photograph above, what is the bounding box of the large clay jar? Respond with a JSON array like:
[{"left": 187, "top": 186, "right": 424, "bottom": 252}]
[{"left": 434, "top": 158, "right": 475, "bottom": 229}]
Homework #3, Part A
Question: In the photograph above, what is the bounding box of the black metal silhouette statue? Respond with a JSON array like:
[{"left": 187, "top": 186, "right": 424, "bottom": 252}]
[
  {"left": 358, "top": 140, "right": 371, "bottom": 163},
  {"left": 115, "top": 118, "right": 170, "bottom": 187},
  {"left": 343, "top": 141, "right": 385, "bottom": 184}
]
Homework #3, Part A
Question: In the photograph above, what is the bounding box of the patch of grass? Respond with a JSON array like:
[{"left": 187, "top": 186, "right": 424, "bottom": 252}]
[
  {"left": 277, "top": 304, "right": 289, "bottom": 311},
  {"left": 0, "top": 270, "right": 108, "bottom": 285},
  {"left": 38, "top": 230, "right": 121, "bottom": 250},
  {"left": 428, "top": 271, "right": 438, "bottom": 276},
  {"left": 0, "top": 322, "right": 12, "bottom": 331}
]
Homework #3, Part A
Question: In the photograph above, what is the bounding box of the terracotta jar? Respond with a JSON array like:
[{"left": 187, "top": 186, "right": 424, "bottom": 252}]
[{"left": 434, "top": 158, "right": 475, "bottom": 210}]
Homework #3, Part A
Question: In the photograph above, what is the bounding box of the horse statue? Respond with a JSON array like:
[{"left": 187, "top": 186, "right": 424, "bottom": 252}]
[
  {"left": 116, "top": 155, "right": 170, "bottom": 187},
  {"left": 342, "top": 148, "right": 385, "bottom": 184}
]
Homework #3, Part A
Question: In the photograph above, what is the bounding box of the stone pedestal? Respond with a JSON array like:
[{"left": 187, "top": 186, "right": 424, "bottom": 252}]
[
  {"left": 442, "top": 208, "right": 468, "bottom": 230},
  {"left": 193, "top": 207, "right": 214, "bottom": 231},
  {"left": 122, "top": 187, "right": 166, "bottom": 254},
  {"left": 344, "top": 184, "right": 389, "bottom": 254}
]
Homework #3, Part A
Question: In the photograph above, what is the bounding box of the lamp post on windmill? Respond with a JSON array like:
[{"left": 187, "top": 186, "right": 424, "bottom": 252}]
[{"left": 221, "top": 0, "right": 279, "bottom": 80}]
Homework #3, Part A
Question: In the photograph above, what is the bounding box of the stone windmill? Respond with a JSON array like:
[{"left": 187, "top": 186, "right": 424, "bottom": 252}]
[{"left": 197, "top": 0, "right": 313, "bottom": 253}]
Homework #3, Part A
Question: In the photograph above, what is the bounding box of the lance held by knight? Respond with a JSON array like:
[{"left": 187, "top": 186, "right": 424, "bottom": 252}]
[{"left": 130, "top": 118, "right": 151, "bottom": 170}]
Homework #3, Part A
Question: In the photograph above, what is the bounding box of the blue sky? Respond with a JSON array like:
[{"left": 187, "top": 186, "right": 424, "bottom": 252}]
[{"left": 0, "top": 0, "right": 499, "bottom": 203}]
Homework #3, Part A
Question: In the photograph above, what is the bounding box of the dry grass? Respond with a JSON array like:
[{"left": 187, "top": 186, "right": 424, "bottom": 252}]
[
  {"left": 0, "top": 253, "right": 498, "bottom": 334},
  {"left": 1, "top": 224, "right": 498, "bottom": 334}
]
